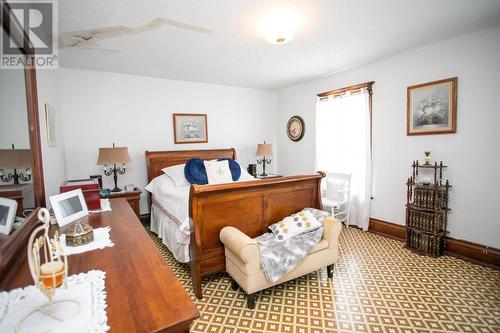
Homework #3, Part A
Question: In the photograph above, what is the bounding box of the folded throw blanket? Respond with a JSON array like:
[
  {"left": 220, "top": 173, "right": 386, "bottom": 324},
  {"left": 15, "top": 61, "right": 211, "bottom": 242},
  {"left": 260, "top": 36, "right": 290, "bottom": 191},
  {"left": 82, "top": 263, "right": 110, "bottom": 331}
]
[{"left": 254, "top": 208, "right": 330, "bottom": 283}]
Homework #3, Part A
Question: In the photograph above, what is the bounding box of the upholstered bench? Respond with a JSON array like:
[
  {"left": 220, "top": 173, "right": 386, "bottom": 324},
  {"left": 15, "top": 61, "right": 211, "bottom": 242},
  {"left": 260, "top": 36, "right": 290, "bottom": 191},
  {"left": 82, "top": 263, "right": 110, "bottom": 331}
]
[{"left": 219, "top": 217, "right": 342, "bottom": 309}]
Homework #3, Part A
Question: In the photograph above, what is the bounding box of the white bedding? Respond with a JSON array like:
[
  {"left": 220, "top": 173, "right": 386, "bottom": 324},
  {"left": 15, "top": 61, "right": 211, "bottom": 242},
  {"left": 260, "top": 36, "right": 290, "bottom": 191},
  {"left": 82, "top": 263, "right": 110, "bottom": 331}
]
[
  {"left": 150, "top": 202, "right": 190, "bottom": 262},
  {"left": 145, "top": 174, "right": 191, "bottom": 244},
  {"left": 145, "top": 167, "right": 258, "bottom": 262}
]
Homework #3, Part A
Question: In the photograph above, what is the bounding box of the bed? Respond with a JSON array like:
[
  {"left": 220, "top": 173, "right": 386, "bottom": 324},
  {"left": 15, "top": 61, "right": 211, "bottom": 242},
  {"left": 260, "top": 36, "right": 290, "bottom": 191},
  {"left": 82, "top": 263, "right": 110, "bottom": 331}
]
[{"left": 145, "top": 148, "right": 324, "bottom": 299}]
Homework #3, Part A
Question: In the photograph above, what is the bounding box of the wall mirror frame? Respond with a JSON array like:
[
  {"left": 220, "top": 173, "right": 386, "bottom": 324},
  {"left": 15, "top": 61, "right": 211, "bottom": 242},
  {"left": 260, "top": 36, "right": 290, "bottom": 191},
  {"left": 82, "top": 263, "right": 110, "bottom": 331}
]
[{"left": 0, "top": 1, "right": 46, "bottom": 286}]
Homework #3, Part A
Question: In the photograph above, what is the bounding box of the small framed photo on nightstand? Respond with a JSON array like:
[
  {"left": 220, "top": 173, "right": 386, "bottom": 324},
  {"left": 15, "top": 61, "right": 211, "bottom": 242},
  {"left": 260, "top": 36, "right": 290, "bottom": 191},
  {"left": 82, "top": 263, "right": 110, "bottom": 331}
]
[{"left": 124, "top": 184, "right": 135, "bottom": 192}]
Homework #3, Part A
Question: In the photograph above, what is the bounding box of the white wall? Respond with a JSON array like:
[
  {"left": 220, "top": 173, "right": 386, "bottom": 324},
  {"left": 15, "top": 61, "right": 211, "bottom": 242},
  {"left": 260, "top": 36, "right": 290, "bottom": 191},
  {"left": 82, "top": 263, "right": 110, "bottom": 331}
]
[
  {"left": 276, "top": 25, "right": 500, "bottom": 248},
  {"left": 36, "top": 69, "right": 68, "bottom": 206},
  {"left": 59, "top": 69, "right": 277, "bottom": 214}
]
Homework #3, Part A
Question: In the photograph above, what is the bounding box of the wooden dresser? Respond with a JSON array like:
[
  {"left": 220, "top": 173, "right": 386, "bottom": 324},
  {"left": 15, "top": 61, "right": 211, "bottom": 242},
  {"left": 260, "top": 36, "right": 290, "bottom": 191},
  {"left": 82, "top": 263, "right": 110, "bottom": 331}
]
[{"left": 1, "top": 199, "right": 199, "bottom": 332}]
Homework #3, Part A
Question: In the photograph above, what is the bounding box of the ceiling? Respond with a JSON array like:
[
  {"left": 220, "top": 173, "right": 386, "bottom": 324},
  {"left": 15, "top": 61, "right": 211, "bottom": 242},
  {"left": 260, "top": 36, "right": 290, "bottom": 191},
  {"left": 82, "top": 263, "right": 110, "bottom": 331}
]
[{"left": 58, "top": 0, "right": 500, "bottom": 90}]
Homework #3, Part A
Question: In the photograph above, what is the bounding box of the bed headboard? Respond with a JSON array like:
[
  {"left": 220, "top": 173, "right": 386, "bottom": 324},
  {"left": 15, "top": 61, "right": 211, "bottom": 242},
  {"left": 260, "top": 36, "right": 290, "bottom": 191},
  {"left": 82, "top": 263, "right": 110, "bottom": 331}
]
[{"left": 145, "top": 148, "right": 236, "bottom": 182}]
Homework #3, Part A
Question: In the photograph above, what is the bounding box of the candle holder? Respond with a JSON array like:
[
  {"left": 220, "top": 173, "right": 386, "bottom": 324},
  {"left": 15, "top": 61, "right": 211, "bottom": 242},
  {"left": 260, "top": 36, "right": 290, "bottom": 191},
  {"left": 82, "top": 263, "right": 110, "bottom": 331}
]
[
  {"left": 16, "top": 208, "right": 80, "bottom": 331},
  {"left": 0, "top": 144, "right": 32, "bottom": 184},
  {"left": 424, "top": 149, "right": 432, "bottom": 166}
]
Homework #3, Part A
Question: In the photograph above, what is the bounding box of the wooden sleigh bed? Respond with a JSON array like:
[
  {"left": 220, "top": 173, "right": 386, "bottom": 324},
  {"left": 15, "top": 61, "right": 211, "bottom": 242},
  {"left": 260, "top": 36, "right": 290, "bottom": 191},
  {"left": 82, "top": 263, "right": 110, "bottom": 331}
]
[{"left": 146, "top": 148, "right": 324, "bottom": 299}]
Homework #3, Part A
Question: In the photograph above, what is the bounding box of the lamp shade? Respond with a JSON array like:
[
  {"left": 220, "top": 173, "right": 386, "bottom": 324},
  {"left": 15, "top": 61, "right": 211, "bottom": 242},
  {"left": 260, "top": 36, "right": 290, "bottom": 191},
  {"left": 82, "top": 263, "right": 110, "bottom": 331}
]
[
  {"left": 0, "top": 149, "right": 32, "bottom": 168},
  {"left": 256, "top": 143, "right": 272, "bottom": 156},
  {"left": 96, "top": 147, "right": 132, "bottom": 165}
]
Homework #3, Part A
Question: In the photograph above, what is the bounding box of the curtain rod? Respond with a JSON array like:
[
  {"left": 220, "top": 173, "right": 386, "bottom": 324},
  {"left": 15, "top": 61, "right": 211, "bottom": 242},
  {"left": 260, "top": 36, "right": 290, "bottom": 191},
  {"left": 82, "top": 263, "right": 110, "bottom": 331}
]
[{"left": 317, "top": 81, "right": 375, "bottom": 97}]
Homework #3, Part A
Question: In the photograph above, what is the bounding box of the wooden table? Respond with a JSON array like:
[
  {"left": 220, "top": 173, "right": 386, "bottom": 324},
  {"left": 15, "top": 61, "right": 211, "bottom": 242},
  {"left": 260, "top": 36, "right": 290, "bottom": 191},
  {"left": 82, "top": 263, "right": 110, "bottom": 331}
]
[{"left": 2, "top": 199, "right": 199, "bottom": 333}]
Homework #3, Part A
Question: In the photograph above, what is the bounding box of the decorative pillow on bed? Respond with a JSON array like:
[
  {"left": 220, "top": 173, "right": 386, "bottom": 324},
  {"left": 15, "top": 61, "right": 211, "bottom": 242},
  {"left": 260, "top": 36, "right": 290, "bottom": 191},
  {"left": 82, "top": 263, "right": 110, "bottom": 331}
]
[
  {"left": 145, "top": 174, "right": 173, "bottom": 194},
  {"left": 235, "top": 160, "right": 255, "bottom": 181},
  {"left": 204, "top": 160, "right": 233, "bottom": 184},
  {"left": 217, "top": 158, "right": 241, "bottom": 181},
  {"left": 184, "top": 158, "right": 208, "bottom": 185},
  {"left": 161, "top": 164, "right": 190, "bottom": 187},
  {"left": 268, "top": 210, "right": 322, "bottom": 242}
]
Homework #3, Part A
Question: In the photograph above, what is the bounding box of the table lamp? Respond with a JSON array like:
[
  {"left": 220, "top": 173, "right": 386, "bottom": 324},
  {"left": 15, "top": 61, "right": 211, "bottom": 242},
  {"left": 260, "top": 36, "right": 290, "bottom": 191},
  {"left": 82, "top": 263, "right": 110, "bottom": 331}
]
[
  {"left": 96, "top": 143, "right": 132, "bottom": 192},
  {"left": 256, "top": 141, "right": 272, "bottom": 177},
  {"left": 0, "top": 144, "right": 32, "bottom": 184}
]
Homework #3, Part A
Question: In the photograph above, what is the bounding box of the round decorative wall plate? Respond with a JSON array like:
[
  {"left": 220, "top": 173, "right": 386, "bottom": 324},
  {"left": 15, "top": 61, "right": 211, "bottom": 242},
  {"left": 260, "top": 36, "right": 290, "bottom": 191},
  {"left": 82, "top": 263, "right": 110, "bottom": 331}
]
[{"left": 286, "top": 116, "right": 305, "bottom": 141}]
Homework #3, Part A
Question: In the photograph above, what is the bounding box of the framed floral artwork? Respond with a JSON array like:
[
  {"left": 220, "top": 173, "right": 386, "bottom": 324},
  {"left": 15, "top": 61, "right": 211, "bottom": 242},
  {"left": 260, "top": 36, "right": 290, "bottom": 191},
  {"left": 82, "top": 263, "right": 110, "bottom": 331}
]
[
  {"left": 173, "top": 113, "right": 208, "bottom": 144},
  {"left": 407, "top": 77, "right": 457, "bottom": 135}
]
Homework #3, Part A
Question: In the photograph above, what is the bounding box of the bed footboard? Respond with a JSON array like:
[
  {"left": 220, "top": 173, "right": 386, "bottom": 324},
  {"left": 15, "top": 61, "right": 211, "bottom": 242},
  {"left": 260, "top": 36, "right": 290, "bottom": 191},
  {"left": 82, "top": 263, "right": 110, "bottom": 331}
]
[{"left": 189, "top": 172, "right": 325, "bottom": 299}]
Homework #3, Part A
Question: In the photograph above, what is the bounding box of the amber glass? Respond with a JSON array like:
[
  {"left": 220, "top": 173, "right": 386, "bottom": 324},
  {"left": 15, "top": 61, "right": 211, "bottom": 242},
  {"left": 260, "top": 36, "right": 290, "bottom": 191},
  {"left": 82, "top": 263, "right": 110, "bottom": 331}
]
[{"left": 40, "top": 261, "right": 64, "bottom": 288}]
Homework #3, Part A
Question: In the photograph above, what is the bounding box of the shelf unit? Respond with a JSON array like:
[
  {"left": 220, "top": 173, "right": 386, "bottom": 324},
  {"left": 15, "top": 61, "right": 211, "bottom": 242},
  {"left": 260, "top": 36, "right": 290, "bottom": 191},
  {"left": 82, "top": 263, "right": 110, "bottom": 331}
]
[{"left": 405, "top": 160, "right": 451, "bottom": 256}]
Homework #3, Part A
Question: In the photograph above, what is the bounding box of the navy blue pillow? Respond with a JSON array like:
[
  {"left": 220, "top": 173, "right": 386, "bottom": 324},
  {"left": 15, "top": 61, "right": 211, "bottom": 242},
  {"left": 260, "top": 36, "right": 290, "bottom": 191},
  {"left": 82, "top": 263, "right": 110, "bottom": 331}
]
[
  {"left": 184, "top": 158, "right": 208, "bottom": 185},
  {"left": 218, "top": 158, "right": 241, "bottom": 181}
]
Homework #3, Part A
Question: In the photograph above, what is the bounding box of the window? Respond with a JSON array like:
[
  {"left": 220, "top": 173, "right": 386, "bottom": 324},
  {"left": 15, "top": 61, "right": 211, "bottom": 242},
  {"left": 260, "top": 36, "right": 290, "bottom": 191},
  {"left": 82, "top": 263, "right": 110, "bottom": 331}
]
[{"left": 316, "top": 82, "right": 373, "bottom": 230}]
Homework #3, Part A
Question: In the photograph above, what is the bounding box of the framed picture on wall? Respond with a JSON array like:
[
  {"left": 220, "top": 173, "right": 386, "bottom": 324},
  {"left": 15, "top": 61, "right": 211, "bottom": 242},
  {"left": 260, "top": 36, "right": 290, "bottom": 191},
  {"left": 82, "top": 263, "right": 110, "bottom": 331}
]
[
  {"left": 44, "top": 103, "right": 57, "bottom": 147},
  {"left": 407, "top": 77, "right": 457, "bottom": 135},
  {"left": 173, "top": 113, "right": 208, "bottom": 144}
]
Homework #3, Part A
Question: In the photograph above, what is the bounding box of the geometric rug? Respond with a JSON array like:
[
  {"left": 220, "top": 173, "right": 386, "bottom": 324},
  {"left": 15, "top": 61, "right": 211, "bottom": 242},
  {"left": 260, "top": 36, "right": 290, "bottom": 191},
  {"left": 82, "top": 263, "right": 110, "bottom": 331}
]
[{"left": 149, "top": 227, "right": 500, "bottom": 333}]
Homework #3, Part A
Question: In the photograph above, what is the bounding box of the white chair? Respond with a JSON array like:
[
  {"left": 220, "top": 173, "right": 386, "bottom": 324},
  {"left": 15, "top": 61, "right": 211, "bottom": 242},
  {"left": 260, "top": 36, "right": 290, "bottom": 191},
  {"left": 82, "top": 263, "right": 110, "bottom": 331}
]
[{"left": 321, "top": 173, "right": 351, "bottom": 227}]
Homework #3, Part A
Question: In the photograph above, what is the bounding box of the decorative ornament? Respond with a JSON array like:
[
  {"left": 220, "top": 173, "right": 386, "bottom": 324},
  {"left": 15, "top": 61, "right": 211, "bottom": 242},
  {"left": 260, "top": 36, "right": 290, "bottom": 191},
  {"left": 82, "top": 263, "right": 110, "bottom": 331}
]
[
  {"left": 17, "top": 208, "right": 80, "bottom": 331},
  {"left": 65, "top": 221, "right": 94, "bottom": 247},
  {"left": 424, "top": 148, "right": 431, "bottom": 166}
]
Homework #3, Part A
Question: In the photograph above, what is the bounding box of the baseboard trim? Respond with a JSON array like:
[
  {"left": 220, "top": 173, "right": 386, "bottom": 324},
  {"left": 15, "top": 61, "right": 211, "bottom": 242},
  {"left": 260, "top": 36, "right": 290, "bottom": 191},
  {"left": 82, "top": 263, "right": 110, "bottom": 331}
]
[
  {"left": 368, "top": 218, "right": 500, "bottom": 269},
  {"left": 445, "top": 238, "right": 500, "bottom": 269},
  {"left": 368, "top": 218, "right": 406, "bottom": 241}
]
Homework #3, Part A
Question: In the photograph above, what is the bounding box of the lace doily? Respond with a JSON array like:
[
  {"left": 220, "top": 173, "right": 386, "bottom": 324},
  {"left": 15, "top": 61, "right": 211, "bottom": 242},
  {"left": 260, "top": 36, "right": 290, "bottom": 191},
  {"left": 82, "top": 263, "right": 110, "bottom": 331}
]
[
  {"left": 0, "top": 270, "right": 109, "bottom": 333},
  {"left": 60, "top": 227, "right": 114, "bottom": 255}
]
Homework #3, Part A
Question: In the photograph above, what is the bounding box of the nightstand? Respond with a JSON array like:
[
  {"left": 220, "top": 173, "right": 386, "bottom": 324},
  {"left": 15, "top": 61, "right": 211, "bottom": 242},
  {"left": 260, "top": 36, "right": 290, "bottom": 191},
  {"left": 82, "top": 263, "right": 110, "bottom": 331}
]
[{"left": 101, "top": 188, "right": 141, "bottom": 218}]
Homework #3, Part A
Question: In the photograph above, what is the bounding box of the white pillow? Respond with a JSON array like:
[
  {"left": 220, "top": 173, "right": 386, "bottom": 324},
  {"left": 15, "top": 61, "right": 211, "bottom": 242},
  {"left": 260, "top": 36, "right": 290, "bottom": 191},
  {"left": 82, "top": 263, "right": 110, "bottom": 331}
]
[
  {"left": 268, "top": 210, "right": 322, "bottom": 242},
  {"left": 204, "top": 160, "right": 233, "bottom": 185},
  {"left": 235, "top": 160, "right": 255, "bottom": 180},
  {"left": 161, "top": 164, "right": 190, "bottom": 187},
  {"left": 145, "top": 174, "right": 175, "bottom": 196}
]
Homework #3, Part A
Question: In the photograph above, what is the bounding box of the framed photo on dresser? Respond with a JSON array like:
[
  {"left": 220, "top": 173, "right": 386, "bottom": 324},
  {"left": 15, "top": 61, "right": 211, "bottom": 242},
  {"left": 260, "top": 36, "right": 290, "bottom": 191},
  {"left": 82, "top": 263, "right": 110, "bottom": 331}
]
[
  {"left": 173, "top": 113, "right": 208, "bottom": 144},
  {"left": 49, "top": 189, "right": 89, "bottom": 227}
]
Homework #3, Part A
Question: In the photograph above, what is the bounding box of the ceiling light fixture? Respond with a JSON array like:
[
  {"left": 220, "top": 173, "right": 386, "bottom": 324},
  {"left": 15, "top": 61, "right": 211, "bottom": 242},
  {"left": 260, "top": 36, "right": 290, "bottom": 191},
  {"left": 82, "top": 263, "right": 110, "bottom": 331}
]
[{"left": 260, "top": 8, "right": 300, "bottom": 45}]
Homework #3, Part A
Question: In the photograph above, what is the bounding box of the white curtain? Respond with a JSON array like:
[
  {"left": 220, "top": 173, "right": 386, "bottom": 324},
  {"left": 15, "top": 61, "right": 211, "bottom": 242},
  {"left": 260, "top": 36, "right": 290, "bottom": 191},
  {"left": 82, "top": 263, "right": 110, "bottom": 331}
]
[{"left": 316, "top": 89, "right": 372, "bottom": 230}]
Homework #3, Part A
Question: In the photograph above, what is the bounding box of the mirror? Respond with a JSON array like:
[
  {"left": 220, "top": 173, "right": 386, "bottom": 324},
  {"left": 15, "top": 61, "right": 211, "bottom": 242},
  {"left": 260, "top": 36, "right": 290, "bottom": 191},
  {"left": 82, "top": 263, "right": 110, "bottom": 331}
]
[
  {"left": 0, "top": 1, "right": 45, "bottom": 239},
  {"left": 0, "top": 1, "right": 46, "bottom": 285},
  {"left": 0, "top": 46, "right": 36, "bottom": 226}
]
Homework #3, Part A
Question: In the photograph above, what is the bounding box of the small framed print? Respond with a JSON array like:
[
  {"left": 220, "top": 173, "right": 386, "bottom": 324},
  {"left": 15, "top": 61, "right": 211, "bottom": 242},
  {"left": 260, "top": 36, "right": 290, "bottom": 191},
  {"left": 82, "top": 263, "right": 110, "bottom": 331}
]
[
  {"left": 45, "top": 103, "right": 57, "bottom": 147},
  {"left": 407, "top": 77, "right": 457, "bottom": 135},
  {"left": 173, "top": 113, "right": 208, "bottom": 144}
]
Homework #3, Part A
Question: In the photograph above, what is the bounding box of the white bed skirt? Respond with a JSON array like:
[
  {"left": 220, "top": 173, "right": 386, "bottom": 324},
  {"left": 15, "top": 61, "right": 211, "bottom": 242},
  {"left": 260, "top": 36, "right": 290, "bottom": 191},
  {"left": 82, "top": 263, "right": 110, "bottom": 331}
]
[{"left": 150, "top": 203, "right": 191, "bottom": 263}]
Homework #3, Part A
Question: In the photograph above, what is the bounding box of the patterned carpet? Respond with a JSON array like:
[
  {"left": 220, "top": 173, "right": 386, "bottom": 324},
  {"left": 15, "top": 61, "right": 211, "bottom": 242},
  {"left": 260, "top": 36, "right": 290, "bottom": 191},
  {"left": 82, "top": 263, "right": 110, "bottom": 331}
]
[{"left": 149, "top": 227, "right": 500, "bottom": 333}]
